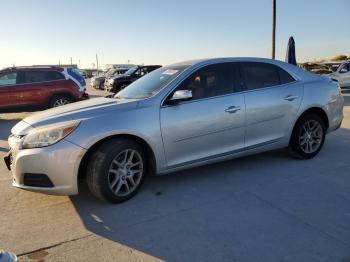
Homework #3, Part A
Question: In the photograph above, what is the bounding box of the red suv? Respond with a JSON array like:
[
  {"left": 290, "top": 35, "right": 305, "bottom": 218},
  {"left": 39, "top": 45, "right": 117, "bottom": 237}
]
[{"left": 0, "top": 66, "right": 88, "bottom": 112}]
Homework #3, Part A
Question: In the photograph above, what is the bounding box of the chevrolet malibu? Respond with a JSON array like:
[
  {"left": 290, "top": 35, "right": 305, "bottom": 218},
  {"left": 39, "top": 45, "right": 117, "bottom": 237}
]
[{"left": 4, "top": 58, "right": 344, "bottom": 203}]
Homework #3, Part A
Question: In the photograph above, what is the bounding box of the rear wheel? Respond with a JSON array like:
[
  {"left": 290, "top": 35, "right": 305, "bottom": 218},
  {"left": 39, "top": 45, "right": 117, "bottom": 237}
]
[
  {"left": 50, "top": 95, "right": 72, "bottom": 108},
  {"left": 86, "top": 139, "right": 146, "bottom": 203},
  {"left": 288, "top": 113, "right": 326, "bottom": 159}
]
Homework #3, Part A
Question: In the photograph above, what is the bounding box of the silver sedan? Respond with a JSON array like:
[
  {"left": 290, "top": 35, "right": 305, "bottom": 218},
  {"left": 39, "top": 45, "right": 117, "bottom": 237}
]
[{"left": 4, "top": 58, "right": 344, "bottom": 203}]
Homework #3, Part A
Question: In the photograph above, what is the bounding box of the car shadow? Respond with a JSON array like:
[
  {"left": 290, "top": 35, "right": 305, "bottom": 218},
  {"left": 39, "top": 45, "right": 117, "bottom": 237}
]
[
  {"left": 0, "top": 118, "right": 19, "bottom": 141},
  {"left": 69, "top": 149, "right": 288, "bottom": 260},
  {"left": 68, "top": 124, "right": 350, "bottom": 262}
]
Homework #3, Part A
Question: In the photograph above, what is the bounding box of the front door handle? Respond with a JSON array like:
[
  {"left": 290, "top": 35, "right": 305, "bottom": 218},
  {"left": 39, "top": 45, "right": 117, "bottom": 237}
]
[
  {"left": 284, "top": 95, "right": 298, "bottom": 101},
  {"left": 225, "top": 106, "right": 241, "bottom": 114}
]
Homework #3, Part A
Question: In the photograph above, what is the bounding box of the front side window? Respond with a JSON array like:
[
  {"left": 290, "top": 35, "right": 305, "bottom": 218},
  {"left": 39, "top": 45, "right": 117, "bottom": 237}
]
[
  {"left": 134, "top": 67, "right": 147, "bottom": 77},
  {"left": 0, "top": 72, "right": 17, "bottom": 86},
  {"left": 46, "top": 71, "right": 65, "bottom": 81},
  {"left": 175, "top": 63, "right": 234, "bottom": 100}
]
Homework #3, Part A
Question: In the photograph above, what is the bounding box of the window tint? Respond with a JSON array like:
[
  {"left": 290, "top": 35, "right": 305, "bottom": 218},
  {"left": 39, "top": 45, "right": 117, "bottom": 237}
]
[
  {"left": 135, "top": 67, "right": 148, "bottom": 77},
  {"left": 241, "top": 62, "right": 280, "bottom": 90},
  {"left": 278, "top": 68, "right": 295, "bottom": 84},
  {"left": 21, "top": 71, "right": 48, "bottom": 83},
  {"left": 176, "top": 63, "right": 234, "bottom": 100},
  {"left": 46, "top": 71, "right": 65, "bottom": 81},
  {"left": 0, "top": 72, "right": 17, "bottom": 86}
]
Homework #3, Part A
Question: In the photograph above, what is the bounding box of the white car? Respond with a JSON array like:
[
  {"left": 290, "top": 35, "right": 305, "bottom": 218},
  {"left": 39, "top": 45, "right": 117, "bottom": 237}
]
[{"left": 328, "top": 61, "right": 350, "bottom": 88}]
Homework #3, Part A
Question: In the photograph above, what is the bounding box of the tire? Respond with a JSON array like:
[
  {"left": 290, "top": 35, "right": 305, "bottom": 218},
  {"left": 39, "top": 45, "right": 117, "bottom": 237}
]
[
  {"left": 49, "top": 94, "right": 72, "bottom": 108},
  {"left": 288, "top": 113, "right": 326, "bottom": 159},
  {"left": 86, "top": 138, "right": 146, "bottom": 203}
]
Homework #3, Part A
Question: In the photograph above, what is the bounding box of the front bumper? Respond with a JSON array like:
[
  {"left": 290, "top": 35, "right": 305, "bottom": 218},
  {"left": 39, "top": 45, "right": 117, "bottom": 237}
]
[{"left": 5, "top": 138, "right": 86, "bottom": 195}]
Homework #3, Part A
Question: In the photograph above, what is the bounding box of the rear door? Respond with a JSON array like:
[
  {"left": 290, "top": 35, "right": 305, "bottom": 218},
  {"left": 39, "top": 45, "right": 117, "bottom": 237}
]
[
  {"left": 160, "top": 62, "right": 246, "bottom": 168},
  {"left": 16, "top": 70, "right": 51, "bottom": 106},
  {"left": 0, "top": 71, "right": 17, "bottom": 108},
  {"left": 240, "top": 62, "right": 302, "bottom": 148},
  {"left": 0, "top": 72, "right": 19, "bottom": 108}
]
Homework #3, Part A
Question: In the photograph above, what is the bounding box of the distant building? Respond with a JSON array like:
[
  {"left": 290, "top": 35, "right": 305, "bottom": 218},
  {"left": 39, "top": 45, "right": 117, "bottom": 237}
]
[{"left": 56, "top": 64, "right": 78, "bottom": 69}]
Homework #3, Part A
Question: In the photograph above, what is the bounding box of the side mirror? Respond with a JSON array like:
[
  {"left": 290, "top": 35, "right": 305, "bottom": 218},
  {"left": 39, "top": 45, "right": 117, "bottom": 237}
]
[{"left": 169, "top": 90, "right": 192, "bottom": 104}]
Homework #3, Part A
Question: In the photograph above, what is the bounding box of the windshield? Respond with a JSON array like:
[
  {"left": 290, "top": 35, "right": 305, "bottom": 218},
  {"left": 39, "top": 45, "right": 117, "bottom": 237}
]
[
  {"left": 115, "top": 65, "right": 188, "bottom": 99},
  {"left": 330, "top": 64, "right": 341, "bottom": 72},
  {"left": 105, "top": 69, "right": 115, "bottom": 77},
  {"left": 125, "top": 66, "right": 138, "bottom": 75}
]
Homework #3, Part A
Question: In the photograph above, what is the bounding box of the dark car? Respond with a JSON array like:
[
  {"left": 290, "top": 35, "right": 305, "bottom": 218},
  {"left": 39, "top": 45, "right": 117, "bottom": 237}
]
[
  {"left": 105, "top": 65, "right": 162, "bottom": 92},
  {"left": 91, "top": 68, "right": 130, "bottom": 90},
  {"left": 0, "top": 66, "right": 88, "bottom": 113}
]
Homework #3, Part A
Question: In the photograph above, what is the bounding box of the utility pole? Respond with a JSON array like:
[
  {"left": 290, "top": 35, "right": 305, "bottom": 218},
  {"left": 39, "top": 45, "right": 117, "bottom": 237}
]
[
  {"left": 272, "top": 0, "right": 276, "bottom": 59},
  {"left": 96, "top": 54, "right": 99, "bottom": 75}
]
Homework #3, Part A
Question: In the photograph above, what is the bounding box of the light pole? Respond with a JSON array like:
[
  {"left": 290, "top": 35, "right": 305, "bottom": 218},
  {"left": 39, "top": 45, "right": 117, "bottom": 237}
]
[{"left": 272, "top": 0, "right": 276, "bottom": 59}]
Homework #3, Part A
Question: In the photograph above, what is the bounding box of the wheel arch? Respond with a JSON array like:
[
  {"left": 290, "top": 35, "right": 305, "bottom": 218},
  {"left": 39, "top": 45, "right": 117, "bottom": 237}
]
[
  {"left": 48, "top": 92, "right": 75, "bottom": 104},
  {"left": 78, "top": 134, "right": 157, "bottom": 181},
  {"left": 289, "top": 106, "right": 329, "bottom": 144}
]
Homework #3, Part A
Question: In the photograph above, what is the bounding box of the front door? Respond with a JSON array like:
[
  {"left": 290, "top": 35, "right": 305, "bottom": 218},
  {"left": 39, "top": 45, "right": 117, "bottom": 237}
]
[
  {"left": 160, "top": 62, "right": 246, "bottom": 168},
  {"left": 240, "top": 62, "right": 303, "bottom": 148},
  {"left": 0, "top": 71, "right": 17, "bottom": 109}
]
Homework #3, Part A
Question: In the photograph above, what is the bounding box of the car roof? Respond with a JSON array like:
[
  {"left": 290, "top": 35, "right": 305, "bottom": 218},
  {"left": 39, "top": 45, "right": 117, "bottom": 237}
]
[
  {"left": 169, "top": 57, "right": 318, "bottom": 81},
  {"left": 1, "top": 66, "right": 64, "bottom": 73}
]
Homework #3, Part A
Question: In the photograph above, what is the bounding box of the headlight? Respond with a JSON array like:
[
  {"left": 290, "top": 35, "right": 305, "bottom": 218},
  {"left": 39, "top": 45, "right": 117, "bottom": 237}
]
[
  {"left": 110, "top": 79, "right": 115, "bottom": 84},
  {"left": 22, "top": 121, "right": 80, "bottom": 149}
]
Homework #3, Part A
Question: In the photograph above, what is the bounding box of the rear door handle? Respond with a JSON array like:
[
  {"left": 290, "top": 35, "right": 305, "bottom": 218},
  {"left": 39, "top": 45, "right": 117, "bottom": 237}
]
[
  {"left": 284, "top": 95, "right": 298, "bottom": 101},
  {"left": 225, "top": 106, "right": 241, "bottom": 113}
]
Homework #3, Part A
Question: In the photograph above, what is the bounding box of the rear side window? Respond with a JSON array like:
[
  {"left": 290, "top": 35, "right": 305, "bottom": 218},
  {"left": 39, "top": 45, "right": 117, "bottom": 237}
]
[
  {"left": 241, "top": 62, "right": 280, "bottom": 90},
  {"left": 0, "top": 72, "right": 17, "bottom": 86},
  {"left": 278, "top": 67, "right": 295, "bottom": 84},
  {"left": 46, "top": 71, "right": 65, "bottom": 81},
  {"left": 176, "top": 63, "right": 234, "bottom": 100},
  {"left": 21, "top": 71, "right": 48, "bottom": 84}
]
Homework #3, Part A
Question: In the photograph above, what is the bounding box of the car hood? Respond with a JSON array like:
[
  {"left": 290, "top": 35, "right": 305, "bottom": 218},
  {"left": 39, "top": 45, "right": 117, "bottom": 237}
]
[{"left": 15, "top": 97, "right": 139, "bottom": 134}]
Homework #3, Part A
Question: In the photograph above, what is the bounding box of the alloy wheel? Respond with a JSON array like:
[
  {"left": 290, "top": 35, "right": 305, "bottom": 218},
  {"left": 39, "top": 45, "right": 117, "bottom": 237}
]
[
  {"left": 299, "top": 120, "right": 323, "bottom": 154},
  {"left": 53, "top": 99, "right": 69, "bottom": 107},
  {"left": 107, "top": 149, "right": 144, "bottom": 197}
]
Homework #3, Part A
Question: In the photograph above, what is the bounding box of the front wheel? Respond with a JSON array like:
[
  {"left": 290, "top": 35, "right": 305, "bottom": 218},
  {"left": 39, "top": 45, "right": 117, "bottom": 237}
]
[
  {"left": 288, "top": 113, "right": 326, "bottom": 159},
  {"left": 86, "top": 139, "right": 146, "bottom": 203}
]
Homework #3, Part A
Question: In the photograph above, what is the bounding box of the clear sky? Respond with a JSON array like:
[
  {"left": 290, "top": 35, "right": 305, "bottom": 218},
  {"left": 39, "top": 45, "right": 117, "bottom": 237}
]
[{"left": 1, "top": 0, "right": 349, "bottom": 69}]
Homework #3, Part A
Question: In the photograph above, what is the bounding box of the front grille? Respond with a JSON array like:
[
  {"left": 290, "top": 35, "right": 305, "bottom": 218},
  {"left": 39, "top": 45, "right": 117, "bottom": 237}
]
[{"left": 23, "top": 173, "right": 54, "bottom": 188}]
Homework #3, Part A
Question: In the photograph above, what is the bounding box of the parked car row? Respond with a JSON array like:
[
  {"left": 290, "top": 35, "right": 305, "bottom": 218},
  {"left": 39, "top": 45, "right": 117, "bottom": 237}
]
[
  {"left": 0, "top": 66, "right": 88, "bottom": 113},
  {"left": 90, "top": 65, "right": 162, "bottom": 92},
  {"left": 90, "top": 67, "right": 131, "bottom": 89},
  {"left": 300, "top": 60, "right": 350, "bottom": 88}
]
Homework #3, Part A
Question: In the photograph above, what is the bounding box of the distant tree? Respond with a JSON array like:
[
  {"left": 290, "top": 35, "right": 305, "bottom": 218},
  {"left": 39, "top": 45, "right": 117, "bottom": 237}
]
[{"left": 331, "top": 55, "right": 348, "bottom": 61}]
